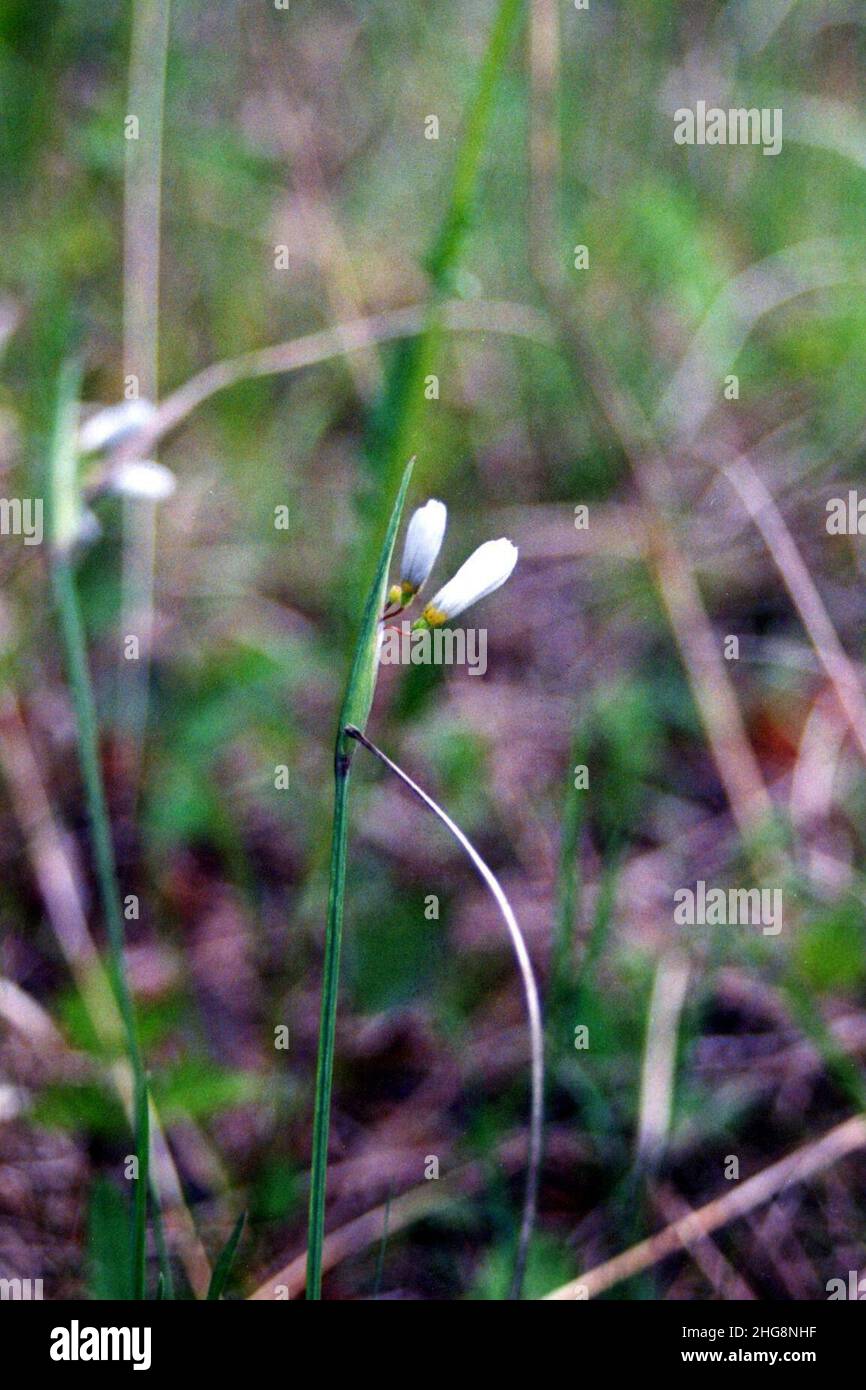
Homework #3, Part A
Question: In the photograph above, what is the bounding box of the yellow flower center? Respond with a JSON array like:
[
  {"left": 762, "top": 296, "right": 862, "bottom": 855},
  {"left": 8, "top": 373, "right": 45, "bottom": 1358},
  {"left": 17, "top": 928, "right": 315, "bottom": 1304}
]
[
  {"left": 421, "top": 603, "right": 447, "bottom": 627},
  {"left": 388, "top": 581, "right": 417, "bottom": 607}
]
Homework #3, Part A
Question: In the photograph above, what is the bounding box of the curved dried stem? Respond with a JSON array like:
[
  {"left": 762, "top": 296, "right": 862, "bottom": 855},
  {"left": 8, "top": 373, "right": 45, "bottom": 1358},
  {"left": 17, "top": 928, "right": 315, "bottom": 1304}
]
[
  {"left": 344, "top": 724, "right": 544, "bottom": 1300},
  {"left": 106, "top": 299, "right": 554, "bottom": 465}
]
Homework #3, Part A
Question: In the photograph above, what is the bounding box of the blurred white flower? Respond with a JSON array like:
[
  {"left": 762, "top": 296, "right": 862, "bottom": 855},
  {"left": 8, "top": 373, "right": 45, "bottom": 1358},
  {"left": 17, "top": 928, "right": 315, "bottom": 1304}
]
[
  {"left": 108, "top": 459, "right": 176, "bottom": 501},
  {"left": 78, "top": 399, "right": 156, "bottom": 455},
  {"left": 389, "top": 498, "right": 446, "bottom": 605},
  {"left": 420, "top": 538, "right": 518, "bottom": 627}
]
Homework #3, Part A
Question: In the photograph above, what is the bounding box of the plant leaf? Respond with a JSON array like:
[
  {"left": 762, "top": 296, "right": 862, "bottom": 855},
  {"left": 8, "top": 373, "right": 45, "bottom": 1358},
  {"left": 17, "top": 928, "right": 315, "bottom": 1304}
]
[
  {"left": 88, "top": 1178, "right": 134, "bottom": 1301},
  {"left": 132, "top": 1077, "right": 150, "bottom": 1299},
  {"left": 207, "top": 1210, "right": 247, "bottom": 1300},
  {"left": 336, "top": 456, "right": 414, "bottom": 758}
]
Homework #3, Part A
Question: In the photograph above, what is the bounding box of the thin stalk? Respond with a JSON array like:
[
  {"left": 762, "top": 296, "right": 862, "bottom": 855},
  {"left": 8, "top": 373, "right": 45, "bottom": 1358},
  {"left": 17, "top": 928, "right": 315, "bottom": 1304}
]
[
  {"left": 306, "top": 762, "right": 351, "bottom": 1300},
  {"left": 48, "top": 360, "right": 150, "bottom": 1294},
  {"left": 133, "top": 1076, "right": 150, "bottom": 1299},
  {"left": 345, "top": 725, "right": 544, "bottom": 1300},
  {"left": 305, "top": 462, "right": 414, "bottom": 1301},
  {"left": 51, "top": 558, "right": 142, "bottom": 1073},
  {"left": 52, "top": 554, "right": 150, "bottom": 1291}
]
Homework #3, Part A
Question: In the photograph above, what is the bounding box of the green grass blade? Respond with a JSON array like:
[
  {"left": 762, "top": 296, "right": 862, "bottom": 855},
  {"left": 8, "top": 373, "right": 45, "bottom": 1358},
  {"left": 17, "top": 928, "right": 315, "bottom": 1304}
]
[
  {"left": 305, "top": 770, "right": 350, "bottom": 1305},
  {"left": 370, "top": 0, "right": 525, "bottom": 500},
  {"left": 576, "top": 846, "right": 622, "bottom": 995},
  {"left": 207, "top": 1210, "right": 247, "bottom": 1300},
  {"left": 51, "top": 558, "right": 141, "bottom": 1051},
  {"left": 88, "top": 1178, "right": 135, "bottom": 1301},
  {"left": 306, "top": 458, "right": 414, "bottom": 1300},
  {"left": 132, "top": 1077, "right": 150, "bottom": 1299},
  {"left": 48, "top": 361, "right": 151, "bottom": 1299},
  {"left": 336, "top": 459, "right": 415, "bottom": 756},
  {"left": 425, "top": 0, "right": 524, "bottom": 284}
]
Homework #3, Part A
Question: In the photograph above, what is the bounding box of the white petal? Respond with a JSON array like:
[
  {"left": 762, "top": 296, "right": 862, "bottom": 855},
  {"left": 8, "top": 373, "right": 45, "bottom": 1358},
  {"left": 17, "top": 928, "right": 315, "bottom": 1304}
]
[
  {"left": 426, "top": 538, "right": 518, "bottom": 622},
  {"left": 108, "top": 460, "right": 177, "bottom": 501},
  {"left": 399, "top": 498, "right": 447, "bottom": 591},
  {"left": 78, "top": 399, "right": 157, "bottom": 454}
]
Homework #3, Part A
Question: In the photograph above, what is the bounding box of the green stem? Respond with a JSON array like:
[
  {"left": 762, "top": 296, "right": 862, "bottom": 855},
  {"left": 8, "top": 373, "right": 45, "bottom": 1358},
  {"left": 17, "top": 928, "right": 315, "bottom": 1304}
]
[
  {"left": 305, "top": 461, "right": 413, "bottom": 1300},
  {"left": 306, "top": 758, "right": 351, "bottom": 1300},
  {"left": 133, "top": 1077, "right": 150, "bottom": 1300},
  {"left": 52, "top": 553, "right": 148, "bottom": 1291},
  {"left": 52, "top": 559, "right": 141, "bottom": 1066}
]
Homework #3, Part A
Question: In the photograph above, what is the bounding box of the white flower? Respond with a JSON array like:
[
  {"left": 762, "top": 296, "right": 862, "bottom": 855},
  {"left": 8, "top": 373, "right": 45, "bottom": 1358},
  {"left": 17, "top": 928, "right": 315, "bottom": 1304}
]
[
  {"left": 108, "top": 459, "right": 177, "bottom": 501},
  {"left": 421, "top": 538, "right": 518, "bottom": 627},
  {"left": 389, "top": 498, "right": 447, "bottom": 604},
  {"left": 78, "top": 399, "right": 156, "bottom": 455}
]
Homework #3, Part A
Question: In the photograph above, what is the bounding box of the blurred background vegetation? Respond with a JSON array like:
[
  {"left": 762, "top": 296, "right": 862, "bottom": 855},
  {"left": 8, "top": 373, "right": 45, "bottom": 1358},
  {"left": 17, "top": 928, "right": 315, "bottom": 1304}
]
[{"left": 2, "top": 0, "right": 866, "bottom": 1299}]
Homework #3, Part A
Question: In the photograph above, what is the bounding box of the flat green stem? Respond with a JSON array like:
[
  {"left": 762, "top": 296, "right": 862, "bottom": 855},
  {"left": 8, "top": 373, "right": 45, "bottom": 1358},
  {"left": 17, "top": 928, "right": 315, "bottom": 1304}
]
[{"left": 306, "top": 761, "right": 351, "bottom": 1299}]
